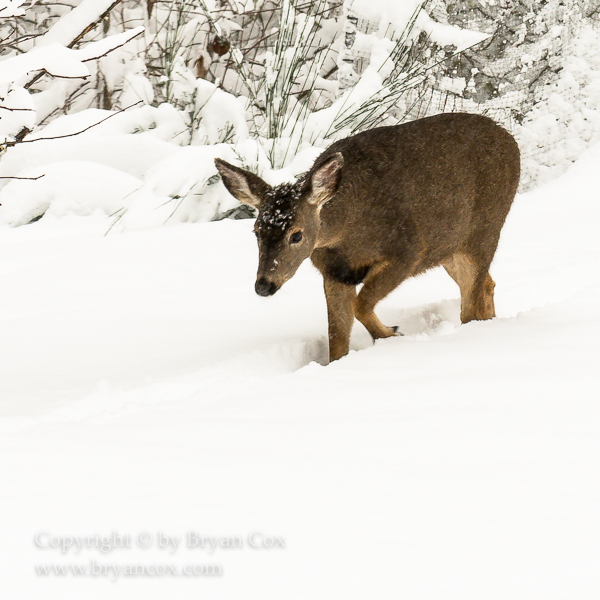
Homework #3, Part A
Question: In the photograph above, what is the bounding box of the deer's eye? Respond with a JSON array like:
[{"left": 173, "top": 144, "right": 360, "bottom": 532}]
[{"left": 289, "top": 231, "right": 303, "bottom": 245}]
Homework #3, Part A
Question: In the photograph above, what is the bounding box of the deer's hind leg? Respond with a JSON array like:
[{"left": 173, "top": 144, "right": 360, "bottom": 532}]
[
  {"left": 443, "top": 253, "right": 496, "bottom": 323},
  {"left": 354, "top": 262, "right": 407, "bottom": 340}
]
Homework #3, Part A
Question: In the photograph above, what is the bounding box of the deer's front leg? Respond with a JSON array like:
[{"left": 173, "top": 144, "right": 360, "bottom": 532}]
[{"left": 323, "top": 277, "right": 356, "bottom": 362}]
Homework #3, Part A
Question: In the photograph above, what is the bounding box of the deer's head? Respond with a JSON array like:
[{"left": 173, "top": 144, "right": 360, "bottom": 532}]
[{"left": 215, "top": 155, "right": 343, "bottom": 296}]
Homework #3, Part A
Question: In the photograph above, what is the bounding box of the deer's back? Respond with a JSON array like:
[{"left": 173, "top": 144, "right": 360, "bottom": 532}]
[{"left": 314, "top": 113, "right": 520, "bottom": 270}]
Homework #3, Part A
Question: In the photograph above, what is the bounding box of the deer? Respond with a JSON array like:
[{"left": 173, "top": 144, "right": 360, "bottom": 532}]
[{"left": 215, "top": 112, "right": 520, "bottom": 363}]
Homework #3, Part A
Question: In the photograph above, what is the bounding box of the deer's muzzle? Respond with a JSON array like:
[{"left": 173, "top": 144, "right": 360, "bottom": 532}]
[{"left": 255, "top": 277, "right": 279, "bottom": 297}]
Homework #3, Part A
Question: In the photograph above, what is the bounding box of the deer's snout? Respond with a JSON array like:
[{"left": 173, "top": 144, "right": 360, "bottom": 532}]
[{"left": 255, "top": 277, "right": 279, "bottom": 297}]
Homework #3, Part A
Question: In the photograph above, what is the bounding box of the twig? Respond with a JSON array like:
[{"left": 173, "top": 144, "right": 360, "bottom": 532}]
[
  {"left": 2, "top": 101, "right": 142, "bottom": 149},
  {"left": 0, "top": 106, "right": 35, "bottom": 112},
  {"left": 0, "top": 175, "right": 45, "bottom": 180},
  {"left": 68, "top": 0, "right": 126, "bottom": 48},
  {"left": 80, "top": 27, "right": 145, "bottom": 62}
]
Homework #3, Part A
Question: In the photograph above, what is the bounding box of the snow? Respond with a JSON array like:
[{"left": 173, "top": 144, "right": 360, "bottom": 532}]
[
  {"left": 0, "top": 13, "right": 144, "bottom": 146},
  {"left": 1, "top": 127, "right": 600, "bottom": 597},
  {"left": 0, "top": 86, "right": 35, "bottom": 142},
  {"left": 0, "top": 43, "right": 90, "bottom": 83},
  {"left": 305, "top": 37, "right": 396, "bottom": 142},
  {"left": 0, "top": 0, "right": 25, "bottom": 18},
  {"left": 351, "top": 0, "right": 422, "bottom": 29},
  {"left": 0, "top": 161, "right": 141, "bottom": 226},
  {"left": 416, "top": 11, "right": 489, "bottom": 52},
  {"left": 0, "top": 30, "right": 144, "bottom": 85},
  {"left": 193, "top": 79, "right": 250, "bottom": 145},
  {"left": 1, "top": 1, "right": 599, "bottom": 593},
  {"left": 76, "top": 27, "right": 145, "bottom": 62},
  {"left": 348, "top": 0, "right": 488, "bottom": 51},
  {"left": 115, "top": 143, "right": 242, "bottom": 228},
  {"left": 0, "top": 101, "right": 319, "bottom": 227},
  {"left": 517, "top": 21, "right": 600, "bottom": 189},
  {"left": 0, "top": 106, "right": 191, "bottom": 220},
  {"left": 37, "top": 0, "right": 132, "bottom": 48}
]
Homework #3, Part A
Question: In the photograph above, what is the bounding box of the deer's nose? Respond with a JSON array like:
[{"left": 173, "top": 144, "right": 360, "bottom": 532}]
[{"left": 255, "top": 278, "right": 278, "bottom": 297}]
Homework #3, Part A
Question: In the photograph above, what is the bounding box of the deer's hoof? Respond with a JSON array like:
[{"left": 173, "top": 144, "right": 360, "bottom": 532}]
[{"left": 391, "top": 326, "right": 404, "bottom": 336}]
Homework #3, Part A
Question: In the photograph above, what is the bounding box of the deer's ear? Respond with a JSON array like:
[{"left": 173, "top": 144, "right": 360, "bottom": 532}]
[
  {"left": 214, "top": 158, "right": 269, "bottom": 209},
  {"left": 307, "top": 152, "right": 344, "bottom": 208}
]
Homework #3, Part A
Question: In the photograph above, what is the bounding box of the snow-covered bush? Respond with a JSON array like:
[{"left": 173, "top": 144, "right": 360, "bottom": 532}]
[
  {"left": 517, "top": 19, "right": 600, "bottom": 189},
  {"left": 3, "top": 0, "right": 598, "bottom": 229},
  {"left": 0, "top": 0, "right": 493, "bottom": 229},
  {"left": 0, "top": 2, "right": 143, "bottom": 146}
]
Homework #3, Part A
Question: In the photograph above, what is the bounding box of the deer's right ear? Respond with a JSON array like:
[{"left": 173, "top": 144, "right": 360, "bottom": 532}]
[{"left": 214, "top": 158, "right": 269, "bottom": 209}]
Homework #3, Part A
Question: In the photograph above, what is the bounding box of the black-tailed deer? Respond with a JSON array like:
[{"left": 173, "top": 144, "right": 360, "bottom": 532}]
[{"left": 215, "top": 113, "right": 520, "bottom": 362}]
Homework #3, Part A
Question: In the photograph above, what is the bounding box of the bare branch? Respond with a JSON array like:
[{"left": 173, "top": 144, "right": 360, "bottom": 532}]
[
  {"left": 2, "top": 101, "right": 142, "bottom": 149},
  {"left": 68, "top": 0, "right": 125, "bottom": 49},
  {"left": 80, "top": 27, "right": 144, "bottom": 62},
  {"left": 0, "top": 106, "right": 35, "bottom": 112}
]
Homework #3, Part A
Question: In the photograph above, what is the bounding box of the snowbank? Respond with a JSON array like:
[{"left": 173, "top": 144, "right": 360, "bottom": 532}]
[
  {"left": 0, "top": 161, "right": 140, "bottom": 226},
  {"left": 1, "top": 119, "right": 599, "bottom": 600}
]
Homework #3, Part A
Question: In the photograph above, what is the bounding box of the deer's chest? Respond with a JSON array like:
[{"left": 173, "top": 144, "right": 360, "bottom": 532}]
[{"left": 311, "top": 247, "right": 371, "bottom": 286}]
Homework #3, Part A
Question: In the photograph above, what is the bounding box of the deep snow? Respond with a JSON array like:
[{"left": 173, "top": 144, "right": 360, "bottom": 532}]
[{"left": 1, "top": 139, "right": 600, "bottom": 598}]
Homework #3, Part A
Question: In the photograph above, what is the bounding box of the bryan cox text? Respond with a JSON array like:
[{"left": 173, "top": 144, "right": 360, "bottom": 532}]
[{"left": 33, "top": 531, "right": 285, "bottom": 554}]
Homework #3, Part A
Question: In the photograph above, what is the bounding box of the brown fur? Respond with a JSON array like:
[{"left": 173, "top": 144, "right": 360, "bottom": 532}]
[{"left": 215, "top": 113, "right": 520, "bottom": 362}]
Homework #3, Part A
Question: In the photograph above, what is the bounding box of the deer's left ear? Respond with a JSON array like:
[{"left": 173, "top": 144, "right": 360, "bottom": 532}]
[
  {"left": 214, "top": 158, "right": 270, "bottom": 209},
  {"left": 307, "top": 152, "right": 344, "bottom": 208}
]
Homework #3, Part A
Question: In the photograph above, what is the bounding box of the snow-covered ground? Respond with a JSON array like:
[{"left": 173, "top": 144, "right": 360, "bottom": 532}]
[{"left": 1, "top": 137, "right": 600, "bottom": 598}]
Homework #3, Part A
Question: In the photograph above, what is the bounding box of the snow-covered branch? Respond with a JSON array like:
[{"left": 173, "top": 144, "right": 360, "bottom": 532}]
[
  {"left": 0, "top": 0, "right": 26, "bottom": 19},
  {"left": 0, "top": 28, "right": 144, "bottom": 84},
  {"left": 36, "top": 0, "right": 127, "bottom": 48}
]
